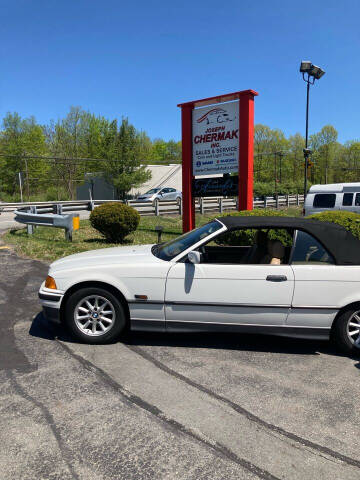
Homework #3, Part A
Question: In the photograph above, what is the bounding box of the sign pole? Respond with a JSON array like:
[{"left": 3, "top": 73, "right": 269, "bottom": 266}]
[
  {"left": 181, "top": 104, "right": 195, "bottom": 232},
  {"left": 238, "top": 93, "right": 255, "bottom": 211}
]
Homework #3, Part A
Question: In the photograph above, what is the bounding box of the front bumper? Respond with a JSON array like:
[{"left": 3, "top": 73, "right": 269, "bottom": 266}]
[{"left": 38, "top": 283, "right": 64, "bottom": 324}]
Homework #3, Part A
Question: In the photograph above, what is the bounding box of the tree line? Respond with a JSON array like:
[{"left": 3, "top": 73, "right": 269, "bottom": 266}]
[
  {"left": 0, "top": 107, "right": 181, "bottom": 201},
  {"left": 253, "top": 124, "right": 360, "bottom": 196},
  {"left": 0, "top": 106, "right": 359, "bottom": 201}
]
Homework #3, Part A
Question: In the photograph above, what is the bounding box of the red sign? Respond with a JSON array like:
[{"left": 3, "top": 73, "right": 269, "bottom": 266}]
[{"left": 178, "top": 90, "right": 258, "bottom": 232}]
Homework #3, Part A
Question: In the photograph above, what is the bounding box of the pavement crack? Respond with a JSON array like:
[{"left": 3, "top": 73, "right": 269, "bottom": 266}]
[
  {"left": 125, "top": 343, "right": 360, "bottom": 469},
  {"left": 58, "top": 340, "right": 281, "bottom": 480},
  {"left": 6, "top": 370, "right": 80, "bottom": 480}
]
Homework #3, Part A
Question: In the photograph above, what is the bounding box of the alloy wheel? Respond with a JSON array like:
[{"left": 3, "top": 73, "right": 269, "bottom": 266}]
[
  {"left": 74, "top": 295, "right": 115, "bottom": 336},
  {"left": 346, "top": 311, "right": 360, "bottom": 348}
]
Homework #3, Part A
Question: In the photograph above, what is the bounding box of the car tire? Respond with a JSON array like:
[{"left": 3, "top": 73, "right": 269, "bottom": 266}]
[
  {"left": 331, "top": 306, "right": 360, "bottom": 354},
  {"left": 64, "top": 287, "right": 127, "bottom": 344},
  {"left": 176, "top": 196, "right": 181, "bottom": 205}
]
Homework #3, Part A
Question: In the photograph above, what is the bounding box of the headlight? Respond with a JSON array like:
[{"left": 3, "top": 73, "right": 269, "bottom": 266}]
[{"left": 45, "top": 275, "right": 57, "bottom": 289}]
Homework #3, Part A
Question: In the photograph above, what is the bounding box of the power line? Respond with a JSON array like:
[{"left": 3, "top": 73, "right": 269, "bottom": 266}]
[
  {"left": 254, "top": 150, "right": 289, "bottom": 157},
  {"left": 0, "top": 153, "right": 110, "bottom": 163},
  {"left": 26, "top": 177, "right": 84, "bottom": 181}
]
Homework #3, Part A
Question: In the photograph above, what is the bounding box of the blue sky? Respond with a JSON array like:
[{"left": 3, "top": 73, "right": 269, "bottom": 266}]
[{"left": 1, "top": 0, "right": 359, "bottom": 143}]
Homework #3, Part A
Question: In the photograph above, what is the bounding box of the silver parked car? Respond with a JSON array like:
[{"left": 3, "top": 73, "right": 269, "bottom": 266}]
[{"left": 136, "top": 187, "right": 182, "bottom": 204}]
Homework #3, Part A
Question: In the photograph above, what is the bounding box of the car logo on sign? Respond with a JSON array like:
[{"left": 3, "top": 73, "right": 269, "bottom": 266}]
[{"left": 196, "top": 108, "right": 233, "bottom": 125}]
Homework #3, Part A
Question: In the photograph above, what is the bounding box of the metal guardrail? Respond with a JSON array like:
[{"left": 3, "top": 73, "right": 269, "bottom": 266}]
[
  {"left": 7, "top": 194, "right": 304, "bottom": 241},
  {"left": 1, "top": 200, "right": 94, "bottom": 212},
  {"left": 2, "top": 194, "right": 304, "bottom": 215},
  {"left": 195, "top": 194, "right": 304, "bottom": 214},
  {"left": 14, "top": 206, "right": 80, "bottom": 241}
]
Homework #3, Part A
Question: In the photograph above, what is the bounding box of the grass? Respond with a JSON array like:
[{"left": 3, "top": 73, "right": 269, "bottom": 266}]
[
  {"left": 276, "top": 206, "right": 302, "bottom": 217},
  {"left": 4, "top": 207, "right": 302, "bottom": 263},
  {"left": 4, "top": 215, "right": 208, "bottom": 262}
]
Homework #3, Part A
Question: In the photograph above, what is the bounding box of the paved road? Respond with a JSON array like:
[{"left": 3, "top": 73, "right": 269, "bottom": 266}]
[
  {"left": 1, "top": 246, "right": 360, "bottom": 480},
  {"left": 0, "top": 211, "right": 21, "bottom": 233}
]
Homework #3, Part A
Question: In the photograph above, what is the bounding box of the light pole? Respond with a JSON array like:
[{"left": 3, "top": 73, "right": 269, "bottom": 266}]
[{"left": 299, "top": 61, "right": 325, "bottom": 198}]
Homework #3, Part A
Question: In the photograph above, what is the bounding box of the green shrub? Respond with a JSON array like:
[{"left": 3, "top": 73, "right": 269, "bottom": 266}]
[
  {"left": 90, "top": 202, "right": 140, "bottom": 243},
  {"left": 253, "top": 182, "right": 274, "bottom": 197},
  {"left": 214, "top": 209, "right": 293, "bottom": 246},
  {"left": 308, "top": 211, "right": 360, "bottom": 240}
]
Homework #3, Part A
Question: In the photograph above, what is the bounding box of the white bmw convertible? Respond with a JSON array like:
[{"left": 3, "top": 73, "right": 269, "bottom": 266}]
[{"left": 39, "top": 216, "right": 360, "bottom": 353}]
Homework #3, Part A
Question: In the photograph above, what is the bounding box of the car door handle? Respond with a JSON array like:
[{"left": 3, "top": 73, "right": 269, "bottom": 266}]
[{"left": 266, "top": 275, "right": 287, "bottom": 282}]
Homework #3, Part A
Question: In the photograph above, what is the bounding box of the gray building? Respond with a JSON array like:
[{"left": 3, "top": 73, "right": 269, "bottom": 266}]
[{"left": 76, "top": 176, "right": 116, "bottom": 201}]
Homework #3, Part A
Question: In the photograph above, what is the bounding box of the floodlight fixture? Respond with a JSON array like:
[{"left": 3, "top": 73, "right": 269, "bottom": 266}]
[
  {"left": 300, "top": 61, "right": 326, "bottom": 81},
  {"left": 309, "top": 64, "right": 325, "bottom": 79},
  {"left": 300, "top": 61, "right": 312, "bottom": 73}
]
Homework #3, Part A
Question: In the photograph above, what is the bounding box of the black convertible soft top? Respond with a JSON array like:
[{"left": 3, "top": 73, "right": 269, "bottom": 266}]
[{"left": 216, "top": 216, "right": 360, "bottom": 265}]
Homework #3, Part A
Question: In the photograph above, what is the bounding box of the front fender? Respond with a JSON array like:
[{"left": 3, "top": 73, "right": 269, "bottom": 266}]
[{"left": 52, "top": 270, "right": 132, "bottom": 301}]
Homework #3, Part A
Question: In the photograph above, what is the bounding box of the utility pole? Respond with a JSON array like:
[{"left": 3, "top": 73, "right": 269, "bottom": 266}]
[
  {"left": 24, "top": 155, "right": 30, "bottom": 201},
  {"left": 18, "top": 172, "right": 23, "bottom": 203},
  {"left": 278, "top": 152, "right": 284, "bottom": 184}
]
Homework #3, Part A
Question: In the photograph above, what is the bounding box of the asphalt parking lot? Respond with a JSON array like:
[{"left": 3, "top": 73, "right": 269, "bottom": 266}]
[{"left": 1, "top": 246, "right": 360, "bottom": 480}]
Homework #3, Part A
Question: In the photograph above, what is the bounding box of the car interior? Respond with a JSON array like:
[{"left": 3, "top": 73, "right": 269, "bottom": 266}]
[
  {"left": 195, "top": 228, "right": 293, "bottom": 265},
  {"left": 192, "top": 227, "right": 334, "bottom": 265}
]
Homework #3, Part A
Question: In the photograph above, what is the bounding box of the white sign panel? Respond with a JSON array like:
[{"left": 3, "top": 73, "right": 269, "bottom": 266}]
[{"left": 192, "top": 100, "right": 239, "bottom": 176}]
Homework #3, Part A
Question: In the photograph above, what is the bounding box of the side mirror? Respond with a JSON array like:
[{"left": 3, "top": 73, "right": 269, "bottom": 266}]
[{"left": 188, "top": 250, "right": 202, "bottom": 264}]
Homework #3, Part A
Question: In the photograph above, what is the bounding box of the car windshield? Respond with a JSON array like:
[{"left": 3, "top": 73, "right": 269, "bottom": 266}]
[
  {"left": 153, "top": 220, "right": 223, "bottom": 261},
  {"left": 146, "top": 188, "right": 161, "bottom": 194}
]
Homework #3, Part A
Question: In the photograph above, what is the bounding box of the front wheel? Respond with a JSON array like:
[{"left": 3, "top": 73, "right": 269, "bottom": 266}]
[
  {"left": 332, "top": 307, "right": 360, "bottom": 354},
  {"left": 65, "top": 287, "right": 127, "bottom": 344}
]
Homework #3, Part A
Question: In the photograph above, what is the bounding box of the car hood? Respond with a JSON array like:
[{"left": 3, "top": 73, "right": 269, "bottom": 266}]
[{"left": 50, "top": 244, "right": 161, "bottom": 273}]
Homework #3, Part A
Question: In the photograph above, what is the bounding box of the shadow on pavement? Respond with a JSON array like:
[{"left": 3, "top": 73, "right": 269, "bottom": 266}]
[
  {"left": 29, "top": 312, "right": 74, "bottom": 343},
  {"left": 126, "top": 332, "right": 360, "bottom": 361},
  {"left": 126, "top": 331, "right": 327, "bottom": 355},
  {"left": 29, "top": 311, "right": 360, "bottom": 360}
]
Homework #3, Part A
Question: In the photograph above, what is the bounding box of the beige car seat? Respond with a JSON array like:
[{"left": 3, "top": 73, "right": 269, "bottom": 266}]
[
  {"left": 268, "top": 240, "right": 285, "bottom": 265},
  {"left": 259, "top": 240, "right": 285, "bottom": 264}
]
